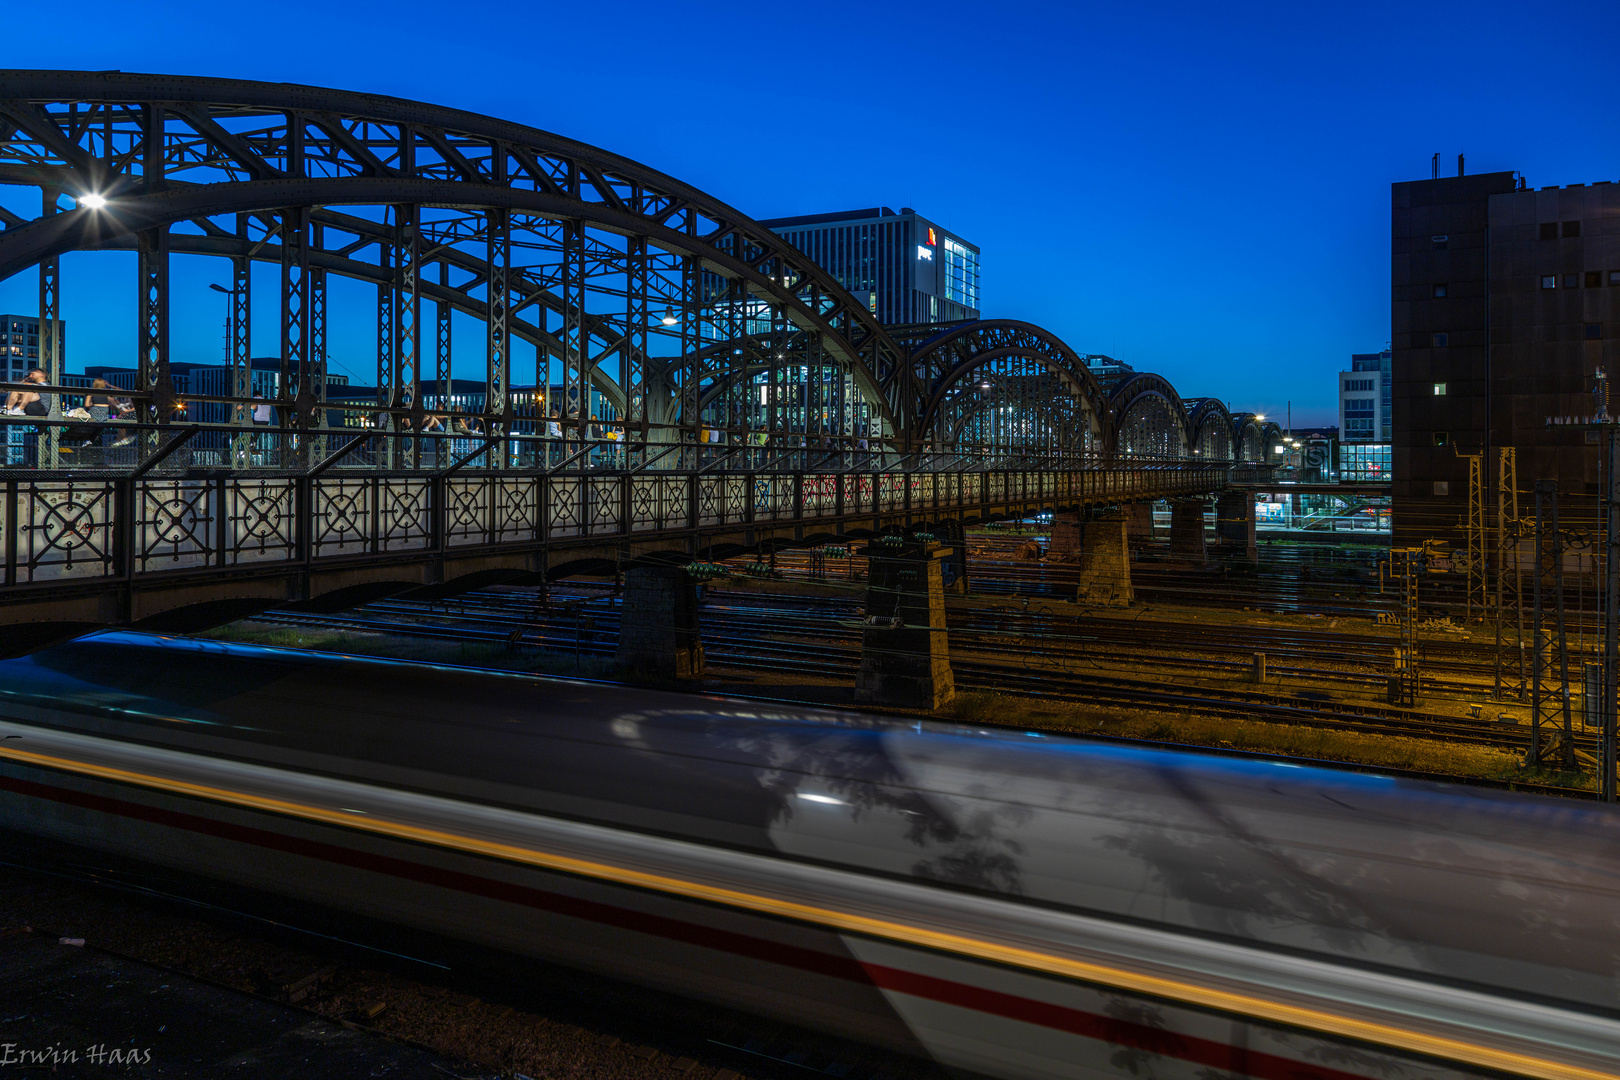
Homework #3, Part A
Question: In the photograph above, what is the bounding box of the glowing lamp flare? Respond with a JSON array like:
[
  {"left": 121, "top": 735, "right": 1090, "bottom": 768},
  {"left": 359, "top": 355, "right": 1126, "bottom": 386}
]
[{"left": 78, "top": 193, "right": 108, "bottom": 210}]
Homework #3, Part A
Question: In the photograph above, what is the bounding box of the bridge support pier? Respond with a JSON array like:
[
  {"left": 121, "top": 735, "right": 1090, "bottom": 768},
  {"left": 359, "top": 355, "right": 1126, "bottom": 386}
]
[
  {"left": 856, "top": 538, "right": 955, "bottom": 711},
  {"left": 939, "top": 521, "right": 970, "bottom": 595},
  {"left": 1076, "top": 509, "right": 1134, "bottom": 607},
  {"left": 615, "top": 566, "right": 704, "bottom": 679},
  {"left": 1169, "top": 499, "right": 1208, "bottom": 565},
  {"left": 1216, "top": 492, "right": 1259, "bottom": 562},
  {"left": 1124, "top": 501, "right": 1156, "bottom": 543},
  {"left": 1048, "top": 512, "right": 1082, "bottom": 560}
]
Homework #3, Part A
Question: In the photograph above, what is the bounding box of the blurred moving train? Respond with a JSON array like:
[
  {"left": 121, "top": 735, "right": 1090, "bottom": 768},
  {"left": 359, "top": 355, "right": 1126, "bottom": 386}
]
[{"left": 0, "top": 631, "right": 1616, "bottom": 1080}]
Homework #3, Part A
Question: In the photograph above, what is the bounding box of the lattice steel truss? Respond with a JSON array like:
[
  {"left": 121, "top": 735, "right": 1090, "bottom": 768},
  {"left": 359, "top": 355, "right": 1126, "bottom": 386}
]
[
  {"left": 1531, "top": 480, "right": 1575, "bottom": 769},
  {"left": 1463, "top": 451, "right": 1486, "bottom": 621},
  {"left": 0, "top": 72, "right": 1242, "bottom": 465},
  {"left": 1495, "top": 448, "right": 1525, "bottom": 700}
]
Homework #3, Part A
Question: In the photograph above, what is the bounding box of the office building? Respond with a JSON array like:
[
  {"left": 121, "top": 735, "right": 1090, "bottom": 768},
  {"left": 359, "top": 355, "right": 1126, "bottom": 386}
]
[
  {"left": 757, "top": 207, "right": 980, "bottom": 326},
  {"left": 1341, "top": 349, "right": 1391, "bottom": 442},
  {"left": 1391, "top": 169, "right": 1620, "bottom": 546},
  {"left": 1338, "top": 349, "right": 1390, "bottom": 482},
  {"left": 1082, "top": 355, "right": 1134, "bottom": 389},
  {"left": 1, "top": 314, "right": 67, "bottom": 381}
]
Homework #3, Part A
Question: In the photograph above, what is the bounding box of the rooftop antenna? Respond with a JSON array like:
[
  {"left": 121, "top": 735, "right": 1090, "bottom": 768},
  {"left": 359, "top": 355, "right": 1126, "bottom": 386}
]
[
  {"left": 1432, "top": 153, "right": 1439, "bottom": 180},
  {"left": 1458, "top": 152, "right": 1466, "bottom": 177}
]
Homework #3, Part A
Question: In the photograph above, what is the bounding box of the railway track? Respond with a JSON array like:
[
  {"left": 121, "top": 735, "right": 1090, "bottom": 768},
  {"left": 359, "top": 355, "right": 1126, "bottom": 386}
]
[{"left": 248, "top": 585, "right": 1596, "bottom": 757}]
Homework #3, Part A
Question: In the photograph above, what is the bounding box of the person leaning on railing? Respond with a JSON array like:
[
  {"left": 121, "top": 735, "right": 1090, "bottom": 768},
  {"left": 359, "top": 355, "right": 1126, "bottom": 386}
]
[{"left": 4, "top": 369, "right": 49, "bottom": 467}]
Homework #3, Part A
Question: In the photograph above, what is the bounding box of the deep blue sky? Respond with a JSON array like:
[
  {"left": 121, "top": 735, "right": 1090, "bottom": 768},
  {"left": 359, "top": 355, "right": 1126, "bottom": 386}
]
[{"left": 4, "top": 0, "right": 1618, "bottom": 425}]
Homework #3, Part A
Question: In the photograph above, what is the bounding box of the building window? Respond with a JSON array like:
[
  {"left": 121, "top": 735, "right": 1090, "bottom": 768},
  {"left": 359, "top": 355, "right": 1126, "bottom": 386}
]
[
  {"left": 1587, "top": 430, "right": 1601, "bottom": 444},
  {"left": 1611, "top": 270, "right": 1620, "bottom": 286},
  {"left": 1588, "top": 271, "right": 1603, "bottom": 288},
  {"left": 1564, "top": 273, "right": 1581, "bottom": 289},
  {"left": 1432, "top": 235, "right": 1448, "bottom": 250},
  {"left": 1542, "top": 275, "right": 1557, "bottom": 289},
  {"left": 941, "top": 237, "right": 978, "bottom": 311},
  {"left": 1564, "top": 220, "right": 1582, "bottom": 238},
  {"left": 1432, "top": 332, "right": 1448, "bottom": 347},
  {"left": 1587, "top": 323, "right": 1602, "bottom": 339},
  {"left": 1433, "top": 283, "right": 1447, "bottom": 298},
  {"left": 1541, "top": 223, "right": 1559, "bottom": 240},
  {"left": 1434, "top": 481, "right": 1450, "bottom": 495},
  {"left": 1433, "top": 382, "right": 1447, "bottom": 395},
  {"left": 1433, "top": 432, "right": 1449, "bottom": 447}
]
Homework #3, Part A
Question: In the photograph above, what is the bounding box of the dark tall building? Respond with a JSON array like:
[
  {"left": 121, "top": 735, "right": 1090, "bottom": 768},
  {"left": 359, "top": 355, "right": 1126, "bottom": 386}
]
[
  {"left": 1391, "top": 170, "right": 1620, "bottom": 546},
  {"left": 757, "top": 207, "right": 980, "bottom": 326}
]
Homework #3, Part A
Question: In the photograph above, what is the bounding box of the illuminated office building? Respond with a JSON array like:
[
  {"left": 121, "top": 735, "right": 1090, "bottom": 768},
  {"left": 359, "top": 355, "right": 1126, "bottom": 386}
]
[{"left": 757, "top": 207, "right": 980, "bottom": 326}]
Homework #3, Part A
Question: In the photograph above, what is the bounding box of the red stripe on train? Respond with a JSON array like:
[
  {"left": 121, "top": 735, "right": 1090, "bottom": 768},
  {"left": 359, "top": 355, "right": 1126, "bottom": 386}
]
[{"left": 0, "top": 771, "right": 1379, "bottom": 1080}]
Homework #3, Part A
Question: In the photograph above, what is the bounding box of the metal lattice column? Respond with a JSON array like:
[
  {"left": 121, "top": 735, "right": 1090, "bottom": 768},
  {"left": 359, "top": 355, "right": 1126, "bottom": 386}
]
[
  {"left": 1531, "top": 480, "right": 1575, "bottom": 769},
  {"left": 309, "top": 254, "right": 327, "bottom": 461},
  {"left": 562, "top": 218, "right": 591, "bottom": 450},
  {"left": 38, "top": 188, "right": 60, "bottom": 468},
  {"left": 625, "top": 233, "right": 648, "bottom": 452},
  {"left": 1495, "top": 447, "right": 1523, "bottom": 700},
  {"left": 376, "top": 241, "right": 395, "bottom": 466},
  {"left": 678, "top": 254, "right": 702, "bottom": 467},
  {"left": 228, "top": 226, "right": 252, "bottom": 465},
  {"left": 137, "top": 225, "right": 171, "bottom": 431},
  {"left": 395, "top": 204, "right": 421, "bottom": 468},
  {"left": 1465, "top": 452, "right": 1485, "bottom": 621},
  {"left": 486, "top": 208, "right": 509, "bottom": 441},
  {"left": 434, "top": 261, "right": 451, "bottom": 468},
  {"left": 280, "top": 205, "right": 310, "bottom": 467},
  {"left": 1388, "top": 547, "right": 1421, "bottom": 708}
]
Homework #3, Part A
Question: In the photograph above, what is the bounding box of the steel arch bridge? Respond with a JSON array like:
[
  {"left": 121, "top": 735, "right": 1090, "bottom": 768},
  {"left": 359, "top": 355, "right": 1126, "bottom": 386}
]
[
  {"left": 0, "top": 70, "right": 912, "bottom": 453},
  {"left": 0, "top": 72, "right": 1257, "bottom": 466}
]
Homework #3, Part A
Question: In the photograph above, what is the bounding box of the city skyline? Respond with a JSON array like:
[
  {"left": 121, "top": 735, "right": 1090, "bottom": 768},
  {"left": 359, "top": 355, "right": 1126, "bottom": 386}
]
[{"left": 2, "top": 0, "right": 1618, "bottom": 426}]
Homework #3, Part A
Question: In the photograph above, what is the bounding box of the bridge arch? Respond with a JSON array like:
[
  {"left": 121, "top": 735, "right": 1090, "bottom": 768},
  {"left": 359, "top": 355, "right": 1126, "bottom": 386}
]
[
  {"left": 906, "top": 320, "right": 1113, "bottom": 459},
  {"left": 1184, "top": 397, "right": 1233, "bottom": 462},
  {"left": 0, "top": 71, "right": 910, "bottom": 446},
  {"left": 1230, "top": 413, "right": 1284, "bottom": 462},
  {"left": 1109, "top": 372, "right": 1190, "bottom": 460}
]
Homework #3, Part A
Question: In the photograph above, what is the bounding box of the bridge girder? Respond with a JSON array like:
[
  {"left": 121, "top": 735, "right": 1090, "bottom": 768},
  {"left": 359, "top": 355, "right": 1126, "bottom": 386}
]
[
  {"left": 1108, "top": 372, "right": 1190, "bottom": 461},
  {"left": 1184, "top": 397, "right": 1235, "bottom": 463},
  {"left": 0, "top": 74, "right": 1254, "bottom": 463},
  {"left": 905, "top": 320, "right": 1112, "bottom": 459},
  {"left": 0, "top": 71, "right": 908, "bottom": 445}
]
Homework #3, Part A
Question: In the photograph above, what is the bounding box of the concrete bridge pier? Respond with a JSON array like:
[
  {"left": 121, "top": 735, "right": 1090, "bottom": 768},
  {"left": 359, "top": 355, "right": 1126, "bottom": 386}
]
[
  {"left": 1124, "top": 501, "right": 1156, "bottom": 544},
  {"left": 1216, "top": 491, "right": 1259, "bottom": 562},
  {"left": 1169, "top": 499, "right": 1208, "bottom": 565},
  {"left": 1076, "top": 509, "right": 1134, "bottom": 607},
  {"left": 938, "top": 521, "right": 970, "bottom": 595},
  {"left": 1048, "top": 512, "right": 1082, "bottom": 560},
  {"left": 856, "top": 538, "right": 955, "bottom": 710},
  {"left": 615, "top": 565, "right": 705, "bottom": 678}
]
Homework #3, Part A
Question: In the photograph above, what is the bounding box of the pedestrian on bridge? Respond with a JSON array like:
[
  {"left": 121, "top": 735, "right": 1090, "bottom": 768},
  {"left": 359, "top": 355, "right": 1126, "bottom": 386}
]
[{"left": 5, "top": 369, "right": 49, "bottom": 467}]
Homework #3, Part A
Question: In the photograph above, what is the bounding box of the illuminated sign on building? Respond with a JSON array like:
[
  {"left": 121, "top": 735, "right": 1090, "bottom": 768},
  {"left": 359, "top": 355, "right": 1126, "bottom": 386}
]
[
  {"left": 917, "top": 245, "right": 933, "bottom": 260},
  {"left": 926, "top": 227, "right": 937, "bottom": 246}
]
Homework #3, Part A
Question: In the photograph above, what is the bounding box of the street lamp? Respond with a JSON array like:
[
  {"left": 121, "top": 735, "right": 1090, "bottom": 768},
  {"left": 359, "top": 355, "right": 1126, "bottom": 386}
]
[{"left": 77, "top": 192, "right": 107, "bottom": 210}]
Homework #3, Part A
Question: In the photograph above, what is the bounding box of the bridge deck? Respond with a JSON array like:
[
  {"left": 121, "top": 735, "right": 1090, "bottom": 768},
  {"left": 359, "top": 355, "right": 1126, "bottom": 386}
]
[{"left": 1, "top": 462, "right": 1227, "bottom": 635}]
